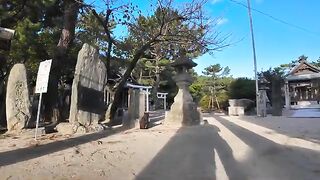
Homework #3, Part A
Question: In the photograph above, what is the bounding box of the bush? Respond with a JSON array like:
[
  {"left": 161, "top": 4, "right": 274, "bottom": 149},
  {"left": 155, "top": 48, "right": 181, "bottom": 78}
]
[
  {"left": 199, "top": 95, "right": 211, "bottom": 112},
  {"left": 216, "top": 91, "right": 229, "bottom": 110},
  {"left": 199, "top": 91, "right": 229, "bottom": 111},
  {"left": 228, "top": 78, "right": 256, "bottom": 100}
]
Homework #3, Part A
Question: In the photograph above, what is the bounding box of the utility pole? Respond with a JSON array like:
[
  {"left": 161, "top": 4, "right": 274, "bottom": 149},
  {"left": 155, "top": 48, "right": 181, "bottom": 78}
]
[{"left": 246, "top": 0, "right": 259, "bottom": 116}]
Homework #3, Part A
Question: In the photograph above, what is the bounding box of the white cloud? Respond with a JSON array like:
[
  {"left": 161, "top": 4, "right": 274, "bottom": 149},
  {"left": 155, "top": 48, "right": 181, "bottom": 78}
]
[
  {"left": 216, "top": 17, "right": 229, "bottom": 26},
  {"left": 211, "top": 0, "right": 224, "bottom": 5}
]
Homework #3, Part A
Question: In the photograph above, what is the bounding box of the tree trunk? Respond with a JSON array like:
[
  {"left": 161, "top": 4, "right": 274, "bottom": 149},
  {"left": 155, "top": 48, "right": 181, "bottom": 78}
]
[
  {"left": 213, "top": 78, "right": 220, "bottom": 110},
  {"left": 207, "top": 95, "right": 211, "bottom": 110},
  {"left": 43, "top": 0, "right": 79, "bottom": 123},
  {"left": 109, "top": 42, "right": 153, "bottom": 123},
  {"left": 153, "top": 72, "right": 161, "bottom": 106},
  {"left": 214, "top": 93, "right": 220, "bottom": 110},
  {"left": 151, "top": 58, "right": 161, "bottom": 109},
  {"left": 138, "top": 69, "right": 143, "bottom": 84}
]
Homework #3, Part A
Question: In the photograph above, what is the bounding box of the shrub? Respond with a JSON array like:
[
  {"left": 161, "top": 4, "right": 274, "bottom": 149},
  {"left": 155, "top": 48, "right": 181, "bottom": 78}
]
[{"left": 228, "top": 78, "right": 256, "bottom": 100}]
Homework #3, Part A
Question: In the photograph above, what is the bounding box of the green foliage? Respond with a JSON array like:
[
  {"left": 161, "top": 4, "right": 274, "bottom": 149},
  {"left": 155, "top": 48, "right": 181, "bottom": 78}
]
[
  {"left": 77, "top": 11, "right": 111, "bottom": 50},
  {"left": 0, "top": 0, "right": 65, "bottom": 85},
  {"left": 190, "top": 68, "right": 234, "bottom": 111},
  {"left": 199, "top": 95, "right": 210, "bottom": 111},
  {"left": 216, "top": 90, "right": 229, "bottom": 109},
  {"left": 198, "top": 63, "right": 231, "bottom": 110},
  {"left": 190, "top": 75, "right": 206, "bottom": 103},
  {"left": 9, "top": 18, "right": 44, "bottom": 81},
  {"left": 158, "top": 67, "right": 177, "bottom": 106},
  {"left": 202, "top": 64, "right": 230, "bottom": 77},
  {"left": 279, "top": 54, "right": 309, "bottom": 70},
  {"left": 311, "top": 58, "right": 320, "bottom": 67},
  {"left": 228, "top": 78, "right": 256, "bottom": 100},
  {"left": 0, "top": 0, "right": 229, "bottom": 122}
]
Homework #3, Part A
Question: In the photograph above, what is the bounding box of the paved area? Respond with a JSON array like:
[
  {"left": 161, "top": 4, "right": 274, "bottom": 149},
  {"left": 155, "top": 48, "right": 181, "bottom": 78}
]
[{"left": 290, "top": 108, "right": 320, "bottom": 118}]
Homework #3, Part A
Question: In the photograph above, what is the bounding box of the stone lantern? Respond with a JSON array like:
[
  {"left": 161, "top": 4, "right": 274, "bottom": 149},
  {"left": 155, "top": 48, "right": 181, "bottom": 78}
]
[
  {"left": 165, "top": 50, "right": 200, "bottom": 126},
  {"left": 259, "top": 76, "right": 270, "bottom": 90}
]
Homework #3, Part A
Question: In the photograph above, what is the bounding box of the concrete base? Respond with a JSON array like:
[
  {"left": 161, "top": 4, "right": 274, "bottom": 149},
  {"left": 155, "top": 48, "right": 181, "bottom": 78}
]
[{"left": 228, "top": 106, "right": 244, "bottom": 116}]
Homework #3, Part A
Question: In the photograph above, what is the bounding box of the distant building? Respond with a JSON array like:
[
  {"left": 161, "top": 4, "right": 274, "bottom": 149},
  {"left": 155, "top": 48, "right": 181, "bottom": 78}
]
[{"left": 284, "top": 60, "right": 320, "bottom": 109}]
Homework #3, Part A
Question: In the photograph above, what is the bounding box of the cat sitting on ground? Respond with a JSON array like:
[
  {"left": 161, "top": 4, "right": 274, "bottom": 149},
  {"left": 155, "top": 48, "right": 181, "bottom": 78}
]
[{"left": 139, "top": 112, "right": 150, "bottom": 129}]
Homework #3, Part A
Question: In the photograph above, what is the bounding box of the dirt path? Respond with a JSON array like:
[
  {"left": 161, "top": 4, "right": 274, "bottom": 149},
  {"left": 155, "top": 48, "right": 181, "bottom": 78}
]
[{"left": 0, "top": 115, "right": 319, "bottom": 180}]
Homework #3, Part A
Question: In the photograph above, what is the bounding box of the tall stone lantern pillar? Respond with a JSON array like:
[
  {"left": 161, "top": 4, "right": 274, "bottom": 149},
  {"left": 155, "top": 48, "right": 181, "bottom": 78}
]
[
  {"left": 257, "top": 76, "right": 269, "bottom": 117},
  {"left": 165, "top": 51, "right": 200, "bottom": 126}
]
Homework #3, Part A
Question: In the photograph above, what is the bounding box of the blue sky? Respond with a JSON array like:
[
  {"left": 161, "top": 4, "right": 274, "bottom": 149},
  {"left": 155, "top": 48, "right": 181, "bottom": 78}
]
[
  {"left": 194, "top": 0, "right": 320, "bottom": 78},
  {"left": 87, "top": 0, "right": 320, "bottom": 78}
]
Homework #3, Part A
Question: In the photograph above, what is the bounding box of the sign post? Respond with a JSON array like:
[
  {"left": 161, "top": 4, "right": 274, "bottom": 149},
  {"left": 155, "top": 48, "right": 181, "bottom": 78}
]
[{"left": 34, "top": 60, "right": 52, "bottom": 140}]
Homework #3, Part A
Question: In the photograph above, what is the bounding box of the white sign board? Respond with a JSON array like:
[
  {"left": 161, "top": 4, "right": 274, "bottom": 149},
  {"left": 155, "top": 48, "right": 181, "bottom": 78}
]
[
  {"left": 0, "top": 27, "right": 15, "bottom": 40},
  {"left": 35, "top": 60, "right": 52, "bottom": 93}
]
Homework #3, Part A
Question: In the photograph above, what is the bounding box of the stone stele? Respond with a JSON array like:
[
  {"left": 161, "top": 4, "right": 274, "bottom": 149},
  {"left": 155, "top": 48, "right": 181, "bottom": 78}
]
[
  {"left": 6, "top": 63, "right": 31, "bottom": 132},
  {"left": 69, "top": 43, "right": 107, "bottom": 128}
]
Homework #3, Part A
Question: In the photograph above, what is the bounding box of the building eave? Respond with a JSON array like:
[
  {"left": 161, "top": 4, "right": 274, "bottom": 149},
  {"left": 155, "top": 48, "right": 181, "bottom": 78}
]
[{"left": 286, "top": 73, "right": 320, "bottom": 81}]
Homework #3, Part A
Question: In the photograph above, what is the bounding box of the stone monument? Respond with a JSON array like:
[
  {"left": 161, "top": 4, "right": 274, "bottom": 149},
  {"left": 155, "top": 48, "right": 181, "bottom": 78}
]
[
  {"left": 6, "top": 64, "right": 31, "bottom": 132},
  {"left": 165, "top": 51, "right": 200, "bottom": 126},
  {"left": 271, "top": 78, "right": 283, "bottom": 116},
  {"left": 68, "top": 43, "right": 107, "bottom": 131},
  {"left": 257, "top": 91, "right": 267, "bottom": 117}
]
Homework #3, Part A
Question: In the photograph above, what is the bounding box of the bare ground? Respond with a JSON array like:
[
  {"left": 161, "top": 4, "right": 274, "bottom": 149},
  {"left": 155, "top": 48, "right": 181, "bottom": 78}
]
[{"left": 0, "top": 114, "right": 320, "bottom": 180}]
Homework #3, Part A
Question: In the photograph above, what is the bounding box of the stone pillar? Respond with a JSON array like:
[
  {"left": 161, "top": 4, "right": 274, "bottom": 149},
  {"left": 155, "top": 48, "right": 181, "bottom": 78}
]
[
  {"left": 165, "top": 51, "right": 200, "bottom": 126},
  {"left": 126, "top": 88, "right": 140, "bottom": 127},
  {"left": 284, "top": 81, "right": 290, "bottom": 110},
  {"left": 133, "top": 89, "right": 140, "bottom": 119},
  {"left": 257, "top": 90, "right": 267, "bottom": 117},
  {"left": 139, "top": 90, "right": 146, "bottom": 119},
  {"left": 6, "top": 64, "right": 31, "bottom": 132},
  {"left": 126, "top": 89, "right": 134, "bottom": 127},
  {"left": 272, "top": 78, "right": 283, "bottom": 116}
]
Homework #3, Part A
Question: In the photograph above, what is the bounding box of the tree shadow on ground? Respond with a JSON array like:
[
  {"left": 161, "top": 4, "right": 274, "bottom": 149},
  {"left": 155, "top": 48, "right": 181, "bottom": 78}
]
[
  {"left": 148, "top": 110, "right": 166, "bottom": 128},
  {"left": 214, "top": 115, "right": 320, "bottom": 180},
  {"left": 135, "top": 124, "right": 246, "bottom": 180},
  {"left": 0, "top": 126, "right": 125, "bottom": 167},
  {"left": 237, "top": 115, "right": 320, "bottom": 144}
]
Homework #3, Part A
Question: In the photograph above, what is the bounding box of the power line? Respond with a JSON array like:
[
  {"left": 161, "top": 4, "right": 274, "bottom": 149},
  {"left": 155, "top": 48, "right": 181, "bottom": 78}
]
[{"left": 229, "top": 0, "right": 320, "bottom": 37}]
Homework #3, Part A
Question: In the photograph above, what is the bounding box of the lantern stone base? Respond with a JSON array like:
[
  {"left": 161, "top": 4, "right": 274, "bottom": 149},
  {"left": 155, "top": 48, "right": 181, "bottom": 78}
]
[{"left": 165, "top": 88, "right": 200, "bottom": 126}]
